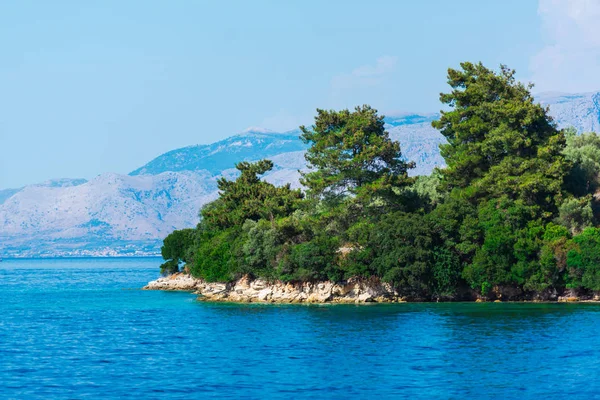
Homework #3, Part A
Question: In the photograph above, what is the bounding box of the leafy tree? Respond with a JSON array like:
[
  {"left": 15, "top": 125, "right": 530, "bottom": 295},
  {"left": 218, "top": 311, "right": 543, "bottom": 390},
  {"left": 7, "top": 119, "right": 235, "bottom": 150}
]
[
  {"left": 160, "top": 228, "right": 195, "bottom": 275},
  {"left": 191, "top": 227, "right": 244, "bottom": 282},
  {"left": 527, "top": 223, "right": 571, "bottom": 292},
  {"left": 431, "top": 247, "right": 462, "bottom": 299},
  {"left": 462, "top": 198, "right": 544, "bottom": 291},
  {"left": 241, "top": 219, "right": 284, "bottom": 279},
  {"left": 300, "top": 105, "right": 414, "bottom": 207},
  {"left": 563, "top": 130, "right": 600, "bottom": 197},
  {"left": 283, "top": 234, "right": 341, "bottom": 282},
  {"left": 201, "top": 160, "right": 303, "bottom": 229},
  {"left": 156, "top": 62, "right": 600, "bottom": 302},
  {"left": 432, "top": 62, "right": 569, "bottom": 213},
  {"left": 160, "top": 260, "right": 180, "bottom": 276},
  {"left": 411, "top": 170, "right": 444, "bottom": 209},
  {"left": 556, "top": 196, "right": 594, "bottom": 235},
  {"left": 430, "top": 62, "right": 573, "bottom": 296},
  {"left": 362, "top": 212, "right": 436, "bottom": 297},
  {"left": 567, "top": 227, "right": 600, "bottom": 291},
  {"left": 428, "top": 195, "right": 479, "bottom": 265}
]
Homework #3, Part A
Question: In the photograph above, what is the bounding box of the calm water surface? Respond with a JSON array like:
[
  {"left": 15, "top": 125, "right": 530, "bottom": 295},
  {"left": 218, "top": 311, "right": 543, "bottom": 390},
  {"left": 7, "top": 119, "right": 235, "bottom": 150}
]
[{"left": 1, "top": 258, "right": 600, "bottom": 399}]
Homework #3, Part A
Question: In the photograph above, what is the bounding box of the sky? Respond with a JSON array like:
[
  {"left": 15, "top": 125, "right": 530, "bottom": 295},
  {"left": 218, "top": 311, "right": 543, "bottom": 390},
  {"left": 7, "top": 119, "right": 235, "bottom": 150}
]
[{"left": 1, "top": 0, "right": 599, "bottom": 189}]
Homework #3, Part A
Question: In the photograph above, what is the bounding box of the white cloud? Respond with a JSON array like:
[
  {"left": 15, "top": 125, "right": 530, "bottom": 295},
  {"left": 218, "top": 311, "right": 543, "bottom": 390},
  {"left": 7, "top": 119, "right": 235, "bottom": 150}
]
[
  {"left": 331, "top": 55, "right": 398, "bottom": 91},
  {"left": 531, "top": 0, "right": 600, "bottom": 92}
]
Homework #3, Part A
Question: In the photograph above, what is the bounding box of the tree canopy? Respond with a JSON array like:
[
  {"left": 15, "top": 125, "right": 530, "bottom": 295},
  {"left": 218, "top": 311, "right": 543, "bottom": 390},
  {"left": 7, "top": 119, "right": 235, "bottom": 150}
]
[
  {"left": 433, "top": 62, "right": 568, "bottom": 213},
  {"left": 201, "top": 159, "right": 303, "bottom": 230},
  {"left": 158, "top": 62, "right": 600, "bottom": 301},
  {"left": 160, "top": 228, "right": 196, "bottom": 275},
  {"left": 300, "top": 105, "right": 414, "bottom": 207}
]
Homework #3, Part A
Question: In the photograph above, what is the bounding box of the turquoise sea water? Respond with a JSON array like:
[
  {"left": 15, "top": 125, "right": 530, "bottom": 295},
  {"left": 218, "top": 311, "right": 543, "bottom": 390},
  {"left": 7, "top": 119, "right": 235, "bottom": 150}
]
[{"left": 2, "top": 258, "right": 600, "bottom": 399}]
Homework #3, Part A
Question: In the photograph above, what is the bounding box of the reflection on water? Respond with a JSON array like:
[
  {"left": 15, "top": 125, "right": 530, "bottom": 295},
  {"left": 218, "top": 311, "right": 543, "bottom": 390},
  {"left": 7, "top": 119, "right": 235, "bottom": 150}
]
[{"left": 1, "top": 258, "right": 600, "bottom": 399}]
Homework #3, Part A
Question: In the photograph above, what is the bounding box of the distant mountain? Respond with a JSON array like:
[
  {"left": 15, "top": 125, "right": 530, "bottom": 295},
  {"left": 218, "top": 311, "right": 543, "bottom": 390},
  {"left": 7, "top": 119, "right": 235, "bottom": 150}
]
[
  {"left": 130, "top": 130, "right": 308, "bottom": 176},
  {"left": 2, "top": 92, "right": 599, "bottom": 257},
  {"left": 128, "top": 116, "right": 444, "bottom": 178},
  {"left": 384, "top": 114, "right": 444, "bottom": 176},
  {"left": 0, "top": 188, "right": 22, "bottom": 205},
  {"left": 36, "top": 178, "right": 89, "bottom": 188},
  {"left": 0, "top": 179, "right": 87, "bottom": 206},
  {"left": 0, "top": 155, "right": 305, "bottom": 257},
  {"left": 538, "top": 91, "right": 600, "bottom": 133}
]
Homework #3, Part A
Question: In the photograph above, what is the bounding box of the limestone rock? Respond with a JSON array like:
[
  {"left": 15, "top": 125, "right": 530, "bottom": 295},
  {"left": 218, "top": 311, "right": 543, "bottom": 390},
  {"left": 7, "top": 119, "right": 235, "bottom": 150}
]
[
  {"left": 143, "top": 273, "right": 201, "bottom": 291},
  {"left": 145, "top": 274, "right": 401, "bottom": 303}
]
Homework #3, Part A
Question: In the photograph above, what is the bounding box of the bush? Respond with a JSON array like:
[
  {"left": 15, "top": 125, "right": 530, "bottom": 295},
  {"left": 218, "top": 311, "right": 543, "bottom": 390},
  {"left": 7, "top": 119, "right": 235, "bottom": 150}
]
[
  {"left": 557, "top": 196, "right": 594, "bottom": 235},
  {"left": 567, "top": 227, "right": 600, "bottom": 290},
  {"left": 279, "top": 234, "right": 340, "bottom": 282},
  {"left": 241, "top": 219, "right": 283, "bottom": 280},
  {"left": 160, "top": 260, "right": 180, "bottom": 276},
  {"left": 190, "top": 228, "right": 242, "bottom": 282},
  {"left": 431, "top": 247, "right": 461, "bottom": 298},
  {"left": 368, "top": 212, "right": 435, "bottom": 297},
  {"left": 525, "top": 223, "right": 571, "bottom": 292},
  {"left": 160, "top": 228, "right": 196, "bottom": 274}
]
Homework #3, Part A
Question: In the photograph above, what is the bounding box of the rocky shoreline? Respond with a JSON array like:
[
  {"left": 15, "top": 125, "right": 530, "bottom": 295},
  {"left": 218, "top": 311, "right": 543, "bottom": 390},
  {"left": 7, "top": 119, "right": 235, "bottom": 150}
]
[
  {"left": 143, "top": 273, "right": 404, "bottom": 303},
  {"left": 142, "top": 273, "right": 600, "bottom": 303}
]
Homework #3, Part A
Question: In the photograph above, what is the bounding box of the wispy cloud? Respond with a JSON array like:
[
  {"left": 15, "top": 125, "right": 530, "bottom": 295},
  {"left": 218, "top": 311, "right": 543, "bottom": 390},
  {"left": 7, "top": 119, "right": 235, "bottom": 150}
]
[
  {"left": 531, "top": 0, "right": 600, "bottom": 92},
  {"left": 331, "top": 56, "right": 398, "bottom": 91}
]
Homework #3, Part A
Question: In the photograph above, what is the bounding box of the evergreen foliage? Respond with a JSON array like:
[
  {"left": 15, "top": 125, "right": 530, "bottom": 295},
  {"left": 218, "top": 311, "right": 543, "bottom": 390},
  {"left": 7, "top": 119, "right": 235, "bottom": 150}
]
[
  {"left": 160, "top": 228, "right": 195, "bottom": 275},
  {"left": 300, "top": 105, "right": 414, "bottom": 208},
  {"left": 432, "top": 62, "right": 568, "bottom": 213},
  {"left": 159, "top": 62, "right": 600, "bottom": 300}
]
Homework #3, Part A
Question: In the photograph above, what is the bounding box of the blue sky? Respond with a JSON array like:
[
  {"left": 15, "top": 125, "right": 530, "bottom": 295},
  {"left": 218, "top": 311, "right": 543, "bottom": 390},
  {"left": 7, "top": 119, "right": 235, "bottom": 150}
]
[{"left": 1, "top": 0, "right": 599, "bottom": 189}]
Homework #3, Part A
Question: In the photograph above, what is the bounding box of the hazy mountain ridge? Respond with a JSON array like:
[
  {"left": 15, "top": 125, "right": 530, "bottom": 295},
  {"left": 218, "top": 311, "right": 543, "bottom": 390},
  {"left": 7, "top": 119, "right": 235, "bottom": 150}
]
[
  {"left": 538, "top": 91, "right": 600, "bottom": 133},
  {"left": 130, "top": 131, "right": 308, "bottom": 176},
  {"left": 0, "top": 188, "right": 22, "bottom": 206},
  {"left": 0, "top": 154, "right": 306, "bottom": 257},
  {"left": 2, "top": 92, "right": 599, "bottom": 257},
  {"left": 0, "top": 171, "right": 218, "bottom": 256}
]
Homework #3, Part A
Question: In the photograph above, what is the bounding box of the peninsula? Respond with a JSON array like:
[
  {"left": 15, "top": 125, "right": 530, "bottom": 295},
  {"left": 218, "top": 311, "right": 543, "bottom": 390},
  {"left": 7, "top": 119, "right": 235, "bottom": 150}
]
[{"left": 149, "top": 62, "right": 600, "bottom": 303}]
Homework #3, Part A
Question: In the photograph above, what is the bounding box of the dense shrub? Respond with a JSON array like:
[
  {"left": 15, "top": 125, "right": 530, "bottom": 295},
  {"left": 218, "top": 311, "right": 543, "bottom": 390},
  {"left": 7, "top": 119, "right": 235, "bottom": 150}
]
[{"left": 567, "top": 228, "right": 600, "bottom": 291}]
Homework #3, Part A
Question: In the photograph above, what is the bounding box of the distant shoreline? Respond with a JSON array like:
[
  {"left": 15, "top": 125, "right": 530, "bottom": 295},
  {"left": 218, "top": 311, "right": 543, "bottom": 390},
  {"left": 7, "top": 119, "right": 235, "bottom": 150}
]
[{"left": 1, "top": 255, "right": 162, "bottom": 261}]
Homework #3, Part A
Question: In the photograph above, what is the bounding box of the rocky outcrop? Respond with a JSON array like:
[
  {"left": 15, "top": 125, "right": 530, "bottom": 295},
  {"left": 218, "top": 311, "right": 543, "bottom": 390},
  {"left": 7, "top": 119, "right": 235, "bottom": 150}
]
[
  {"left": 143, "top": 273, "right": 202, "bottom": 291},
  {"left": 557, "top": 289, "right": 600, "bottom": 302},
  {"left": 144, "top": 274, "right": 404, "bottom": 303},
  {"left": 145, "top": 274, "right": 600, "bottom": 303}
]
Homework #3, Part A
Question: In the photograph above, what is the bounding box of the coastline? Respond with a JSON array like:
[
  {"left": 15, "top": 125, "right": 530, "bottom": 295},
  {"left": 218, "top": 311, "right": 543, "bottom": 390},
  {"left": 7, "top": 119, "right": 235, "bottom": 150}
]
[
  {"left": 143, "top": 273, "right": 600, "bottom": 303},
  {"left": 143, "top": 273, "right": 405, "bottom": 303}
]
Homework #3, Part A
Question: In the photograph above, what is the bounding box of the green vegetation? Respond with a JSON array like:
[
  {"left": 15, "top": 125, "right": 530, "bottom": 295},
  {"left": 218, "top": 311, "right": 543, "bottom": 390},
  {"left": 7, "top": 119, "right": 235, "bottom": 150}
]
[
  {"left": 159, "top": 62, "right": 600, "bottom": 300},
  {"left": 159, "top": 228, "right": 195, "bottom": 275}
]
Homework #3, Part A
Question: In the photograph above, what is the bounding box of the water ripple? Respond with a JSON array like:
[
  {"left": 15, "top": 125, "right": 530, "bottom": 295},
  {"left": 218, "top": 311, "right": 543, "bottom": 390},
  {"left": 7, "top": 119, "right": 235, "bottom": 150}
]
[{"left": 2, "top": 258, "right": 600, "bottom": 398}]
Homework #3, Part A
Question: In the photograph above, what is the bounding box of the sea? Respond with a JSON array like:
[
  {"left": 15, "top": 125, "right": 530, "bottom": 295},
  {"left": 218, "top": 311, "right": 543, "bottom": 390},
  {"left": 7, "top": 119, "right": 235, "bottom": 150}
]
[{"left": 1, "top": 257, "right": 600, "bottom": 399}]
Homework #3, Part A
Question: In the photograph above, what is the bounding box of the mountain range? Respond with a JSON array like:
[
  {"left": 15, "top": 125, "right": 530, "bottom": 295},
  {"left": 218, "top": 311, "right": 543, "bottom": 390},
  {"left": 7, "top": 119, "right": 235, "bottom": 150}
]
[{"left": 1, "top": 91, "right": 599, "bottom": 257}]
